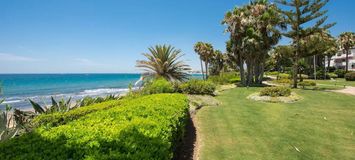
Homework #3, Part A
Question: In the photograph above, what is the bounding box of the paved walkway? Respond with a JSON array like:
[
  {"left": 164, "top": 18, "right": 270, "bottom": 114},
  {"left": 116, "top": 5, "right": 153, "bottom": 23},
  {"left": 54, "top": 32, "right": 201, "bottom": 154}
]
[{"left": 332, "top": 86, "right": 355, "bottom": 96}]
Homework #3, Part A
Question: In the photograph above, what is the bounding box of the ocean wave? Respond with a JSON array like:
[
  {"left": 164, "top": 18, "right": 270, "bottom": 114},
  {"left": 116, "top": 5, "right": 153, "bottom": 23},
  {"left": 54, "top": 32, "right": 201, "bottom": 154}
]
[
  {"left": 78, "top": 88, "right": 129, "bottom": 96},
  {"left": 3, "top": 99, "right": 23, "bottom": 104}
]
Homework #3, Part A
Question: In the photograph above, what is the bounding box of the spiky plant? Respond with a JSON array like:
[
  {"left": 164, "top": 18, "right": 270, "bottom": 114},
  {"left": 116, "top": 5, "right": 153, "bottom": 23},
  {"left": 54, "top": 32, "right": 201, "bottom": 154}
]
[
  {"left": 338, "top": 32, "right": 355, "bottom": 72},
  {"left": 136, "top": 45, "right": 191, "bottom": 82}
]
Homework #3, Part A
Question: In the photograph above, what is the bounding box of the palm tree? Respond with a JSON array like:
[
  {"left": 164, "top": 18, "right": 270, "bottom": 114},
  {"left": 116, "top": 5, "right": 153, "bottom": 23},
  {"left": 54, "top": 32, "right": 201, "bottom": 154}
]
[
  {"left": 136, "top": 45, "right": 191, "bottom": 82},
  {"left": 194, "top": 42, "right": 214, "bottom": 79},
  {"left": 338, "top": 32, "right": 355, "bottom": 72}
]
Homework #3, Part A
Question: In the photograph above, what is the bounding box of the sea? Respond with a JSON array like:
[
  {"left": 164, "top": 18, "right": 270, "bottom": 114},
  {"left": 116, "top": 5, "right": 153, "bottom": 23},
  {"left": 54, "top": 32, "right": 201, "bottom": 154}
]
[{"left": 0, "top": 73, "right": 201, "bottom": 110}]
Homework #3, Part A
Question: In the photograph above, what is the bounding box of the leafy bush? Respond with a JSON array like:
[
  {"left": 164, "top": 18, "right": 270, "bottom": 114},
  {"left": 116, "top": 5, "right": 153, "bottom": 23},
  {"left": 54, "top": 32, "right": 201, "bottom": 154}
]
[
  {"left": 335, "top": 69, "right": 346, "bottom": 78},
  {"left": 0, "top": 94, "right": 189, "bottom": 160},
  {"left": 179, "top": 79, "right": 216, "bottom": 95},
  {"left": 208, "top": 72, "right": 240, "bottom": 84},
  {"left": 266, "top": 71, "right": 279, "bottom": 76},
  {"left": 141, "top": 78, "right": 174, "bottom": 95},
  {"left": 328, "top": 73, "right": 338, "bottom": 79},
  {"left": 277, "top": 73, "right": 290, "bottom": 80},
  {"left": 275, "top": 78, "right": 292, "bottom": 84},
  {"left": 32, "top": 100, "right": 121, "bottom": 127},
  {"left": 345, "top": 72, "right": 355, "bottom": 81},
  {"left": 298, "top": 81, "right": 317, "bottom": 88},
  {"left": 259, "top": 87, "right": 291, "bottom": 97}
]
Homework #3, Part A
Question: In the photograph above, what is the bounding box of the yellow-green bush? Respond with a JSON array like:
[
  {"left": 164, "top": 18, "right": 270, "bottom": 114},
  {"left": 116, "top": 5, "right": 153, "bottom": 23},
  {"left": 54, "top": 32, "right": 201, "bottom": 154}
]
[
  {"left": 260, "top": 86, "right": 291, "bottom": 97},
  {"left": 0, "top": 94, "right": 189, "bottom": 160},
  {"left": 298, "top": 81, "right": 317, "bottom": 88}
]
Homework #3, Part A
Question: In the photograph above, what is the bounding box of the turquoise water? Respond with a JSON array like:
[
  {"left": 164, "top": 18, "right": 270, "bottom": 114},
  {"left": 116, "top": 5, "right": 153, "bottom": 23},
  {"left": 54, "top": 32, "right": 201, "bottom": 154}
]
[
  {"left": 0, "top": 74, "right": 202, "bottom": 110},
  {"left": 0, "top": 74, "right": 140, "bottom": 110}
]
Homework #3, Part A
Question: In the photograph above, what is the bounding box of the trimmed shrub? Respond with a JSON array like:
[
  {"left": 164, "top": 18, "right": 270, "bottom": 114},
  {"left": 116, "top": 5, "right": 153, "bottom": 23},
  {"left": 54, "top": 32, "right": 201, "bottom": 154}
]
[
  {"left": 259, "top": 87, "right": 291, "bottom": 97},
  {"left": 345, "top": 72, "right": 355, "bottom": 81},
  {"left": 298, "top": 81, "right": 317, "bottom": 89},
  {"left": 0, "top": 94, "right": 189, "bottom": 160},
  {"left": 32, "top": 100, "right": 122, "bottom": 127},
  {"left": 141, "top": 78, "right": 174, "bottom": 95},
  {"left": 208, "top": 72, "right": 240, "bottom": 84},
  {"left": 179, "top": 79, "right": 216, "bottom": 95},
  {"left": 328, "top": 73, "right": 338, "bottom": 79},
  {"left": 335, "top": 69, "right": 346, "bottom": 78}
]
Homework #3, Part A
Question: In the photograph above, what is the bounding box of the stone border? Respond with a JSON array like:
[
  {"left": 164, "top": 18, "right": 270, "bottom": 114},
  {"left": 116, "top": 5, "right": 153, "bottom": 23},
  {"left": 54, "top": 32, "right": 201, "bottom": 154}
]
[{"left": 247, "top": 92, "right": 302, "bottom": 103}]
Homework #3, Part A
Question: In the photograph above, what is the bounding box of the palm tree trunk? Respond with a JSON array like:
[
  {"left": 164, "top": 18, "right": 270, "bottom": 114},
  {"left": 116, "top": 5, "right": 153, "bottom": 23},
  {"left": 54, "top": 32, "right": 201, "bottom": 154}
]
[
  {"left": 239, "top": 58, "right": 245, "bottom": 85},
  {"left": 293, "top": 57, "right": 299, "bottom": 88},
  {"left": 345, "top": 49, "right": 349, "bottom": 73},
  {"left": 205, "top": 62, "right": 209, "bottom": 79},
  {"left": 200, "top": 59, "right": 205, "bottom": 80}
]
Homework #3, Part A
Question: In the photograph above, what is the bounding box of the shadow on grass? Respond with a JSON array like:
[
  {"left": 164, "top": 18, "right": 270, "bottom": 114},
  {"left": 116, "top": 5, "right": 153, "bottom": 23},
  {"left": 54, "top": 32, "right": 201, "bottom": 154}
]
[{"left": 173, "top": 113, "right": 196, "bottom": 160}]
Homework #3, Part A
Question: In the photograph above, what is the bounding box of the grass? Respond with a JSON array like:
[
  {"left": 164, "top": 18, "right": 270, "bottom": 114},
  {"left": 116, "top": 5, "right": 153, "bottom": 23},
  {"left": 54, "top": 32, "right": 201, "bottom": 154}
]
[
  {"left": 196, "top": 87, "right": 355, "bottom": 160},
  {"left": 314, "top": 78, "right": 355, "bottom": 87}
]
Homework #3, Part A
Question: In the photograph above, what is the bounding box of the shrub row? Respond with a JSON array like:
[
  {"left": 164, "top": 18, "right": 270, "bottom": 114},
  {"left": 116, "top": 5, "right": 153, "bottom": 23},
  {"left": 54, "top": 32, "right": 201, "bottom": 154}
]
[
  {"left": 260, "top": 86, "right": 291, "bottom": 97},
  {"left": 32, "top": 100, "right": 122, "bottom": 127},
  {"left": 208, "top": 72, "right": 240, "bottom": 84},
  {"left": 0, "top": 94, "right": 189, "bottom": 160}
]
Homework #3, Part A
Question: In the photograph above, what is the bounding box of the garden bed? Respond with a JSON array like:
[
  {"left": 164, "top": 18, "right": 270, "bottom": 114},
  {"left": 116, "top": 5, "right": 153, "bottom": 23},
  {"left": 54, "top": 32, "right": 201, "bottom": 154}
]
[{"left": 247, "top": 92, "right": 302, "bottom": 103}]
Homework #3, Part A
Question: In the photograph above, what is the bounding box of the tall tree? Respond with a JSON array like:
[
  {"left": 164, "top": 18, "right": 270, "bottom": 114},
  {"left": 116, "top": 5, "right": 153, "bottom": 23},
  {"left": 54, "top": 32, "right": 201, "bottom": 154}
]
[
  {"left": 223, "top": 0, "right": 284, "bottom": 85},
  {"left": 194, "top": 42, "right": 214, "bottom": 79},
  {"left": 209, "top": 50, "right": 225, "bottom": 75},
  {"left": 136, "top": 45, "right": 191, "bottom": 82},
  {"left": 277, "top": 0, "right": 335, "bottom": 88},
  {"left": 338, "top": 32, "right": 355, "bottom": 72}
]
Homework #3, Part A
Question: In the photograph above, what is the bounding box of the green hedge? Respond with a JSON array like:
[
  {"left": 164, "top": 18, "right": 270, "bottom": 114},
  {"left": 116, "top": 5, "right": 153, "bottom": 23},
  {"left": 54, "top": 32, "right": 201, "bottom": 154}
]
[
  {"left": 179, "top": 79, "right": 216, "bottom": 95},
  {"left": 345, "top": 72, "right": 355, "bottom": 81},
  {"left": 32, "top": 100, "right": 122, "bottom": 127},
  {"left": 0, "top": 94, "right": 189, "bottom": 160},
  {"left": 208, "top": 72, "right": 240, "bottom": 84},
  {"left": 141, "top": 78, "right": 174, "bottom": 95}
]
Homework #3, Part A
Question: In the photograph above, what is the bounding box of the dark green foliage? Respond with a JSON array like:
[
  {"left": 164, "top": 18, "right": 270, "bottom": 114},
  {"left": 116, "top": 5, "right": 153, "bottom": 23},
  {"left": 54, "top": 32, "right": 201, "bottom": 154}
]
[
  {"left": 335, "top": 69, "right": 346, "bottom": 78},
  {"left": 29, "top": 97, "right": 71, "bottom": 114},
  {"left": 345, "top": 72, "right": 355, "bottom": 81},
  {"left": 260, "top": 87, "right": 291, "bottom": 97},
  {"left": 298, "top": 81, "right": 317, "bottom": 89},
  {"left": 136, "top": 45, "right": 191, "bottom": 81},
  {"left": 141, "top": 78, "right": 174, "bottom": 95},
  {"left": 179, "top": 79, "right": 216, "bottom": 95},
  {"left": 0, "top": 94, "right": 189, "bottom": 160},
  {"left": 32, "top": 100, "right": 121, "bottom": 127},
  {"left": 208, "top": 72, "right": 240, "bottom": 85}
]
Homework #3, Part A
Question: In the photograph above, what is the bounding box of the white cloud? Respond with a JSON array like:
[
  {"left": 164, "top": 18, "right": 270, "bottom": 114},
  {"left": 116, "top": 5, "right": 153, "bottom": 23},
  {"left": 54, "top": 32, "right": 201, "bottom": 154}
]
[{"left": 0, "top": 53, "right": 40, "bottom": 62}]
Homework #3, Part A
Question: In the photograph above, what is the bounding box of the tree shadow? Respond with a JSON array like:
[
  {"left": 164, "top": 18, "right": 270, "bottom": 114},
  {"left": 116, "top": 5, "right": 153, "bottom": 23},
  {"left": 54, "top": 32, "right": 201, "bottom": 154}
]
[{"left": 173, "top": 113, "right": 196, "bottom": 160}]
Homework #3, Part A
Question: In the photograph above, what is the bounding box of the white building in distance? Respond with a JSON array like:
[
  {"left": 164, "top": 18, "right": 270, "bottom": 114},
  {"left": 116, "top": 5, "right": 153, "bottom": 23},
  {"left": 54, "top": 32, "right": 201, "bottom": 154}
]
[{"left": 329, "top": 48, "right": 355, "bottom": 71}]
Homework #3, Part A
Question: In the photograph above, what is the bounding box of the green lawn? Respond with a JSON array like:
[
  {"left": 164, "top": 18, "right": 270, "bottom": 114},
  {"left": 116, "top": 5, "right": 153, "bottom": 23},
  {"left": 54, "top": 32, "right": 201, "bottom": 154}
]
[
  {"left": 314, "top": 78, "right": 355, "bottom": 87},
  {"left": 196, "top": 88, "right": 355, "bottom": 160}
]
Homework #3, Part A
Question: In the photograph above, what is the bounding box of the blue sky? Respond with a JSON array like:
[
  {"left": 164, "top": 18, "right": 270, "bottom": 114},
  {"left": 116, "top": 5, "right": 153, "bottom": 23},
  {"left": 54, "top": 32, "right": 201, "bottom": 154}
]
[{"left": 0, "top": 0, "right": 354, "bottom": 73}]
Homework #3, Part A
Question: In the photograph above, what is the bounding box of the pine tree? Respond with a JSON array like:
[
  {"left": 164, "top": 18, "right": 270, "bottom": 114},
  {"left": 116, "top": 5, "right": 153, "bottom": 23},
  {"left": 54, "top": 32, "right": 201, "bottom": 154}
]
[{"left": 276, "top": 0, "right": 335, "bottom": 88}]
